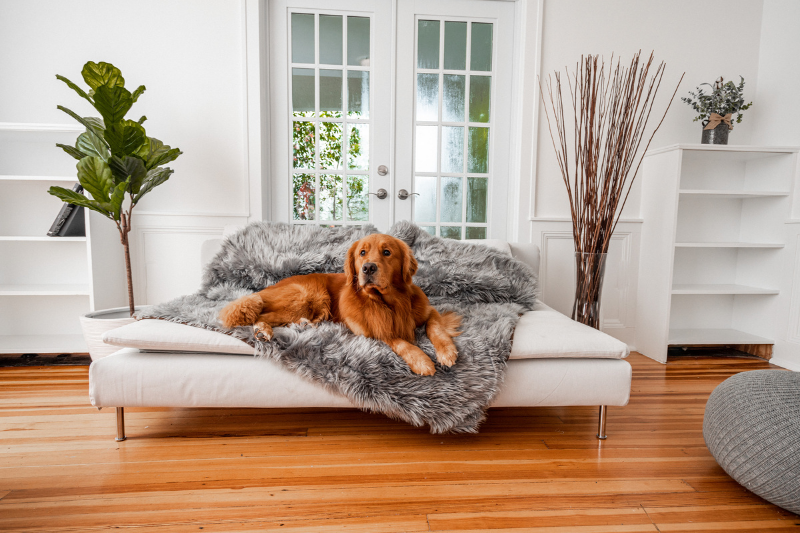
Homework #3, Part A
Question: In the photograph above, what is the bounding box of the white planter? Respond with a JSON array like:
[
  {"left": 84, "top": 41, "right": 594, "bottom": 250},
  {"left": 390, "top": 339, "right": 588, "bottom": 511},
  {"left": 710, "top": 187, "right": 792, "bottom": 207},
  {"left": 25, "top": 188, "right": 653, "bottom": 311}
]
[{"left": 80, "top": 306, "right": 143, "bottom": 361}]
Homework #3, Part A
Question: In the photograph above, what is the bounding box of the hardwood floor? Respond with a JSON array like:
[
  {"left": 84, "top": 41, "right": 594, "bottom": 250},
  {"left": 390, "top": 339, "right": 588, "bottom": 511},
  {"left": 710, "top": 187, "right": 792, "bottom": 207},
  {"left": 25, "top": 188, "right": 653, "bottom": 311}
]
[{"left": 1, "top": 353, "right": 798, "bottom": 532}]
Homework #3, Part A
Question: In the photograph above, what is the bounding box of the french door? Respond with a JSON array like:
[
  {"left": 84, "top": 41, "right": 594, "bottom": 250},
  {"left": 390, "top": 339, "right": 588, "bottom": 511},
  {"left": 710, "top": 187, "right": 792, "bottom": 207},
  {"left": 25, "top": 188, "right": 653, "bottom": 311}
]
[{"left": 269, "top": 0, "right": 514, "bottom": 239}]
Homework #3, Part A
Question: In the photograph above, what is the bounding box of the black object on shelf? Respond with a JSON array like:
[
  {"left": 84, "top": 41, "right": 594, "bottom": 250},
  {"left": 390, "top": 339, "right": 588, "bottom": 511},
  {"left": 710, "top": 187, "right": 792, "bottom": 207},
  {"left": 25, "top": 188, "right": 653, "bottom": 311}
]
[
  {"left": 59, "top": 205, "right": 85, "bottom": 236},
  {"left": 47, "top": 183, "right": 86, "bottom": 237}
]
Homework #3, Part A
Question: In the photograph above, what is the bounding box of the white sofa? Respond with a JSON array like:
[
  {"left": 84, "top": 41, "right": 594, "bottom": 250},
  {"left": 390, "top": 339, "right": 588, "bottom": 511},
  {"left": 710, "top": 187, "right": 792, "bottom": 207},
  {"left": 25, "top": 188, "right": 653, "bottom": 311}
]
[{"left": 90, "top": 240, "right": 632, "bottom": 441}]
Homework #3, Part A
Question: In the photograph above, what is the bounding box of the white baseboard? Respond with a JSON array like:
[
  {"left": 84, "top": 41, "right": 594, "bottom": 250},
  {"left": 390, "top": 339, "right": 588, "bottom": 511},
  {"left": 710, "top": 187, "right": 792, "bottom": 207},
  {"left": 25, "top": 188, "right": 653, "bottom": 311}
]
[{"left": 768, "top": 357, "right": 800, "bottom": 372}]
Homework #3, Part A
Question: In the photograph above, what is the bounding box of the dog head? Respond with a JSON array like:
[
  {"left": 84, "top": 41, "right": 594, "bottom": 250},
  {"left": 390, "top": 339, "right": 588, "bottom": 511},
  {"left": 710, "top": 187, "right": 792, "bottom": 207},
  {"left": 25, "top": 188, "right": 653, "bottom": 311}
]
[{"left": 344, "top": 234, "right": 418, "bottom": 293}]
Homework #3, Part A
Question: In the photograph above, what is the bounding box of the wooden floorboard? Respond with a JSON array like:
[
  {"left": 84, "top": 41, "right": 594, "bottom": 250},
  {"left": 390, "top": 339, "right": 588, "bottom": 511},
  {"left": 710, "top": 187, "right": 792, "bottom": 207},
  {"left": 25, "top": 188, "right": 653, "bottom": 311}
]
[{"left": 0, "top": 353, "right": 798, "bottom": 532}]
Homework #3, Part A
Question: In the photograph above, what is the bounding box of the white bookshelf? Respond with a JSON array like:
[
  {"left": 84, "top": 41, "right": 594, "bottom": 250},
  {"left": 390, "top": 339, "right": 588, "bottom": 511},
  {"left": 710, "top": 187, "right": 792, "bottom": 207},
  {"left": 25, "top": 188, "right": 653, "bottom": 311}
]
[
  {"left": 0, "top": 122, "right": 127, "bottom": 354},
  {"left": 636, "top": 144, "right": 800, "bottom": 363}
]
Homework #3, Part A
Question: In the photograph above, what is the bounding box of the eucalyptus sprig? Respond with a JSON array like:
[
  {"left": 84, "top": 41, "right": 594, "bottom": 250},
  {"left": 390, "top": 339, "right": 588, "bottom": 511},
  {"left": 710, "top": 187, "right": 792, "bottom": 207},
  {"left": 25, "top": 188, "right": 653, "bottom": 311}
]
[
  {"left": 48, "top": 61, "right": 182, "bottom": 315},
  {"left": 681, "top": 76, "right": 753, "bottom": 125}
]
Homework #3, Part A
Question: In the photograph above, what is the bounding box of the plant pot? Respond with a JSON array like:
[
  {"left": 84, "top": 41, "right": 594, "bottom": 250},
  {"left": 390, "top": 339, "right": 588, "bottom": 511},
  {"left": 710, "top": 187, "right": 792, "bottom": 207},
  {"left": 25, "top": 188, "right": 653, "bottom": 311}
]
[
  {"left": 79, "top": 306, "right": 143, "bottom": 361},
  {"left": 571, "top": 252, "right": 608, "bottom": 330},
  {"left": 701, "top": 122, "right": 730, "bottom": 145}
]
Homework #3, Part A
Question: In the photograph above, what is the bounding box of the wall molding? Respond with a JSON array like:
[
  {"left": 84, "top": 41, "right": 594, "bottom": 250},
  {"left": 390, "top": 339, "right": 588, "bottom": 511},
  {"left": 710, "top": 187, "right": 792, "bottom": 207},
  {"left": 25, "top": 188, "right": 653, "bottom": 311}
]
[
  {"left": 530, "top": 216, "right": 644, "bottom": 224},
  {"left": 132, "top": 225, "right": 226, "bottom": 305},
  {"left": 537, "top": 224, "right": 637, "bottom": 338},
  {"left": 135, "top": 211, "right": 250, "bottom": 218},
  {"left": 525, "top": 0, "right": 545, "bottom": 223}
]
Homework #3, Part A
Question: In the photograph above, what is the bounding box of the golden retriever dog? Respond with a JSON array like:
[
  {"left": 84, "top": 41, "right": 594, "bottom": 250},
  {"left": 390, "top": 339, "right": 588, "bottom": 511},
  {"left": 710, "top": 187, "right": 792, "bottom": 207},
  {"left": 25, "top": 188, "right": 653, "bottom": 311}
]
[{"left": 218, "top": 233, "right": 461, "bottom": 375}]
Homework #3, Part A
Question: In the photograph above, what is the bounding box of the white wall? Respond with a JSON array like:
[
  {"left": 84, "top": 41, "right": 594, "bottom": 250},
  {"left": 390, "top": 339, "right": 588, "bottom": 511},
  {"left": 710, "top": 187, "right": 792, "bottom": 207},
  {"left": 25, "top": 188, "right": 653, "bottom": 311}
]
[
  {"left": 750, "top": 0, "right": 800, "bottom": 371},
  {"left": 523, "top": 0, "right": 765, "bottom": 346},
  {"left": 0, "top": 0, "right": 252, "bottom": 305}
]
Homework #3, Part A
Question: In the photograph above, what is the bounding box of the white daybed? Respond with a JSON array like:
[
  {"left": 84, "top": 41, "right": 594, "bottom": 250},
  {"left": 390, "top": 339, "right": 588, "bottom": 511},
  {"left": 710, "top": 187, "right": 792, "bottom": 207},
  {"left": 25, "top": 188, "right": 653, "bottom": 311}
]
[{"left": 90, "top": 240, "right": 632, "bottom": 440}]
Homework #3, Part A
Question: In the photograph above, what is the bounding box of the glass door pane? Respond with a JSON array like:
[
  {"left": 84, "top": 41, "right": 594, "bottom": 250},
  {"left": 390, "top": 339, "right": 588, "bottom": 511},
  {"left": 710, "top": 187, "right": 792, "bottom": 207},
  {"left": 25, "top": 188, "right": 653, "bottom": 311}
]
[
  {"left": 289, "top": 12, "right": 372, "bottom": 226},
  {"left": 411, "top": 18, "right": 493, "bottom": 240}
]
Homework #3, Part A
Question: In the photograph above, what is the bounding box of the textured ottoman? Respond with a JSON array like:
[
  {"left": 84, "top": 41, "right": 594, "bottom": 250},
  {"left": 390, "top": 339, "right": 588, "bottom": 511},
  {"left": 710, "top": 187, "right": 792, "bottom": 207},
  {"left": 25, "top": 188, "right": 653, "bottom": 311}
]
[{"left": 703, "top": 370, "right": 800, "bottom": 514}]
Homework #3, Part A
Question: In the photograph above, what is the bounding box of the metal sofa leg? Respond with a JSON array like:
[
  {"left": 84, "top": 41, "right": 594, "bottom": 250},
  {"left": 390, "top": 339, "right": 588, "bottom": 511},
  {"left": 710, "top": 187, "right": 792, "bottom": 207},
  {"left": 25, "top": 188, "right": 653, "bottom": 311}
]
[
  {"left": 115, "top": 407, "right": 126, "bottom": 442},
  {"left": 597, "top": 405, "right": 608, "bottom": 440}
]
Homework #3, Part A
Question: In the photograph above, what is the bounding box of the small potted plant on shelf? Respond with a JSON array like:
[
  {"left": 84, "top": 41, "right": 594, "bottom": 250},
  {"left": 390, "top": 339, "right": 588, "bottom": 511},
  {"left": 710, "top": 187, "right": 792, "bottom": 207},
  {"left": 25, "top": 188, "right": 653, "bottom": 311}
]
[
  {"left": 48, "top": 61, "right": 182, "bottom": 359},
  {"left": 682, "top": 76, "right": 753, "bottom": 145}
]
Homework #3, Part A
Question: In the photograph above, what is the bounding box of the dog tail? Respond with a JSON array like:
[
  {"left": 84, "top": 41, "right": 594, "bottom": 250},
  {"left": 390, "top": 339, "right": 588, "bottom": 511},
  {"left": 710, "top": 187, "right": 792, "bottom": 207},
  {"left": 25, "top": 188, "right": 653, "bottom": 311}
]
[
  {"left": 439, "top": 311, "right": 463, "bottom": 337},
  {"left": 219, "top": 293, "right": 263, "bottom": 328}
]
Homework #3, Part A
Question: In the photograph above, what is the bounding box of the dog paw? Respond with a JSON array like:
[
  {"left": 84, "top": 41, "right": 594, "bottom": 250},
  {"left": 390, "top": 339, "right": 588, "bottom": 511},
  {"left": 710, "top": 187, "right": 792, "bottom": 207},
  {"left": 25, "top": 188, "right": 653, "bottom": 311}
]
[
  {"left": 408, "top": 354, "right": 436, "bottom": 376},
  {"left": 254, "top": 322, "right": 273, "bottom": 341},
  {"left": 436, "top": 344, "right": 458, "bottom": 367}
]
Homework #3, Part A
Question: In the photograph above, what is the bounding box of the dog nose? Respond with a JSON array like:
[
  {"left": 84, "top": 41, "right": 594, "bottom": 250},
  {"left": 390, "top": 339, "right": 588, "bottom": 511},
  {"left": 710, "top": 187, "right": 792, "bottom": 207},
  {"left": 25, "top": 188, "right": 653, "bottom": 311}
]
[{"left": 362, "top": 262, "right": 377, "bottom": 275}]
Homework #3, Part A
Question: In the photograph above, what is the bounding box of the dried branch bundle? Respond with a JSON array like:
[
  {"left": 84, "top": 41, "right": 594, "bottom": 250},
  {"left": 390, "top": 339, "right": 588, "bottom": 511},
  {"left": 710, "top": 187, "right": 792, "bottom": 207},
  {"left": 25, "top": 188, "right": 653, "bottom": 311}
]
[
  {"left": 539, "top": 51, "right": 683, "bottom": 328},
  {"left": 540, "top": 51, "right": 683, "bottom": 256}
]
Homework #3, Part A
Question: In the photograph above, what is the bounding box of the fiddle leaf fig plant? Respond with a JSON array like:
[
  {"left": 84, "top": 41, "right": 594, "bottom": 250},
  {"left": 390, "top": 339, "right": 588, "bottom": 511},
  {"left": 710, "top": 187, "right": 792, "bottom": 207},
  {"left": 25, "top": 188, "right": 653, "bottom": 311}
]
[{"left": 49, "top": 61, "right": 182, "bottom": 315}]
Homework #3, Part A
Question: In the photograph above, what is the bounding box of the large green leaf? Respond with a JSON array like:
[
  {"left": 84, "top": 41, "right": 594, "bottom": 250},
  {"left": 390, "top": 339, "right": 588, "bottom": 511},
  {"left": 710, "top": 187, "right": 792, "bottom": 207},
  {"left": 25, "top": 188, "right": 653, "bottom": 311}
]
[
  {"left": 93, "top": 85, "right": 133, "bottom": 125},
  {"left": 56, "top": 75, "right": 93, "bottom": 106},
  {"left": 108, "top": 179, "right": 130, "bottom": 221},
  {"left": 48, "top": 186, "right": 112, "bottom": 219},
  {"left": 140, "top": 137, "right": 183, "bottom": 170},
  {"left": 76, "top": 156, "right": 114, "bottom": 203},
  {"left": 108, "top": 155, "right": 147, "bottom": 192},
  {"left": 56, "top": 143, "right": 86, "bottom": 160},
  {"left": 84, "top": 116, "right": 105, "bottom": 131},
  {"left": 131, "top": 85, "right": 146, "bottom": 103},
  {"left": 81, "top": 61, "right": 125, "bottom": 91},
  {"left": 105, "top": 120, "right": 146, "bottom": 158},
  {"left": 57, "top": 105, "right": 105, "bottom": 139},
  {"left": 134, "top": 167, "right": 173, "bottom": 204},
  {"left": 76, "top": 131, "right": 109, "bottom": 161}
]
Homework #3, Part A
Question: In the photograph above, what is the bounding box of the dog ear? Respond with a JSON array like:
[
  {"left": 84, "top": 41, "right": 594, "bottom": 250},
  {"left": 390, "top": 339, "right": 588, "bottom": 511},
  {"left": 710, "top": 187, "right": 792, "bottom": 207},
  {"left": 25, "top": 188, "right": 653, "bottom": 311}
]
[
  {"left": 344, "top": 239, "right": 360, "bottom": 287},
  {"left": 401, "top": 241, "right": 418, "bottom": 285}
]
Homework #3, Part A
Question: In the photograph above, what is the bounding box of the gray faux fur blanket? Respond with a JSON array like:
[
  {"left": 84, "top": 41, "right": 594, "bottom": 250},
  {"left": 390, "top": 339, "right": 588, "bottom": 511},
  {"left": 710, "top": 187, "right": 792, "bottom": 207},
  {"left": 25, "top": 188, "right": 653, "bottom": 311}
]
[{"left": 137, "top": 221, "right": 538, "bottom": 433}]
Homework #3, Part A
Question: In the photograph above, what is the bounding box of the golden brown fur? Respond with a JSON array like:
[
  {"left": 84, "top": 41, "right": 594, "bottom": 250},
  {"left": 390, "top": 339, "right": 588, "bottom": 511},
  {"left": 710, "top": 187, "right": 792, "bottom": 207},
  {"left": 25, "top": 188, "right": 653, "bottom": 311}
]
[{"left": 218, "top": 234, "right": 461, "bottom": 375}]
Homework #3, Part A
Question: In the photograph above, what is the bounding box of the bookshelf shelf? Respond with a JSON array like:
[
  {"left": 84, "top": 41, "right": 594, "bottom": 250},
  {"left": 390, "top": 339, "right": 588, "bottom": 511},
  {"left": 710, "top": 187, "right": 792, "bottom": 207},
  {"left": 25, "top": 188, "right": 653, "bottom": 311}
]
[
  {"left": 674, "top": 242, "right": 785, "bottom": 249},
  {"left": 0, "top": 236, "right": 87, "bottom": 242},
  {"left": 671, "top": 284, "right": 780, "bottom": 295},
  {"left": 0, "top": 175, "right": 78, "bottom": 182},
  {"left": 0, "top": 284, "right": 91, "bottom": 296},
  {"left": 678, "top": 189, "right": 789, "bottom": 198},
  {"left": 0, "top": 122, "right": 83, "bottom": 134},
  {"left": 0, "top": 334, "right": 88, "bottom": 354},
  {"left": 668, "top": 328, "right": 773, "bottom": 346}
]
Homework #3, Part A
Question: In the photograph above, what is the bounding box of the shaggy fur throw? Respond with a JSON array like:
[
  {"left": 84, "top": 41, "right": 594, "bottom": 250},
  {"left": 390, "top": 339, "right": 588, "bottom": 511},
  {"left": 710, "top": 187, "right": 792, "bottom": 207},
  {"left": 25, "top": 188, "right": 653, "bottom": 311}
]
[{"left": 137, "top": 221, "right": 538, "bottom": 433}]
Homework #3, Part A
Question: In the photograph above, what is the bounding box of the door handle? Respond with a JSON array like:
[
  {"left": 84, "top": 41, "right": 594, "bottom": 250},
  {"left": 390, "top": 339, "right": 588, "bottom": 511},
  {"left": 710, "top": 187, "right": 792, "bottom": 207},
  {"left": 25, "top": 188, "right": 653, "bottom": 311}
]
[
  {"left": 368, "top": 188, "right": 388, "bottom": 200},
  {"left": 397, "top": 189, "right": 420, "bottom": 200}
]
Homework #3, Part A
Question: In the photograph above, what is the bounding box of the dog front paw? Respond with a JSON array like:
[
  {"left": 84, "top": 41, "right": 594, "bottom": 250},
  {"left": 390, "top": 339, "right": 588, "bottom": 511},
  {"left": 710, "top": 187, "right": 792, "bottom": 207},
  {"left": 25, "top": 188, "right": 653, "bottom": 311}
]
[
  {"left": 436, "top": 344, "right": 458, "bottom": 367},
  {"left": 407, "top": 353, "right": 436, "bottom": 376}
]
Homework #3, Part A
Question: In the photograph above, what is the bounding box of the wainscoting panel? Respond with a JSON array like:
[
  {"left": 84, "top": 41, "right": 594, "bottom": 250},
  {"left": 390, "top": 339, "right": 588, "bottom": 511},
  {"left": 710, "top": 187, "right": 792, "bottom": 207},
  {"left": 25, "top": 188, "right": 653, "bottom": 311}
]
[
  {"left": 530, "top": 219, "right": 641, "bottom": 348},
  {"left": 130, "top": 214, "right": 248, "bottom": 306}
]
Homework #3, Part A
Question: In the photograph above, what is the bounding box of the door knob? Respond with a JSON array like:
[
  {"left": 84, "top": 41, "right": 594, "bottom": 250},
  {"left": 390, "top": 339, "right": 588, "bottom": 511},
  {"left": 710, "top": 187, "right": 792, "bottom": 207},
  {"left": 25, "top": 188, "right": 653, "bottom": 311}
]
[
  {"left": 368, "top": 188, "right": 388, "bottom": 200},
  {"left": 397, "top": 189, "right": 420, "bottom": 200}
]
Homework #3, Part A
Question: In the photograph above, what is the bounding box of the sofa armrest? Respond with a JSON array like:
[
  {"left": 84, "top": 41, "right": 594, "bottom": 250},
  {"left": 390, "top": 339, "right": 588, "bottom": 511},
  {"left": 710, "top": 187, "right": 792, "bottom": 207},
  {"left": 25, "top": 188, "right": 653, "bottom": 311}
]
[{"left": 509, "top": 242, "right": 540, "bottom": 275}]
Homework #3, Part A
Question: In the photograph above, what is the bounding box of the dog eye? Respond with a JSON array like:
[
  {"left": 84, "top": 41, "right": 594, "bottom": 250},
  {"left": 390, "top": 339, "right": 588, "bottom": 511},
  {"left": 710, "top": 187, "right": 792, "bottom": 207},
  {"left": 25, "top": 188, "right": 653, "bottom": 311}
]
[
  {"left": 383, "top": 249, "right": 391, "bottom": 256},
  {"left": 360, "top": 250, "right": 366, "bottom": 256}
]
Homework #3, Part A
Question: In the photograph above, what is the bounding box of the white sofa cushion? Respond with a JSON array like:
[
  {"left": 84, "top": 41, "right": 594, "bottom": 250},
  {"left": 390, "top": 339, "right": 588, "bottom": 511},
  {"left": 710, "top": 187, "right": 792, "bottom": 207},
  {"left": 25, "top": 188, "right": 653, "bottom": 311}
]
[
  {"left": 510, "top": 301, "right": 629, "bottom": 360},
  {"left": 102, "top": 319, "right": 253, "bottom": 355},
  {"left": 104, "top": 301, "right": 628, "bottom": 361}
]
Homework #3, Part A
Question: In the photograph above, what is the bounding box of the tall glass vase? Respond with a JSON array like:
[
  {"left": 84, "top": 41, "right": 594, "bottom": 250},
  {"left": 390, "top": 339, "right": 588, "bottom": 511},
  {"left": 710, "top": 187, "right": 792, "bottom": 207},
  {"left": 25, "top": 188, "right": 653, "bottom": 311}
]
[{"left": 571, "top": 252, "right": 608, "bottom": 330}]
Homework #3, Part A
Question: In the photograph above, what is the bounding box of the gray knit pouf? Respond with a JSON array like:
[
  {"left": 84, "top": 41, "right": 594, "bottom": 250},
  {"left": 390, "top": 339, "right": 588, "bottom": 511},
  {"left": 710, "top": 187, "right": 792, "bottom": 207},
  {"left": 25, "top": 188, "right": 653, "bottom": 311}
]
[{"left": 703, "top": 370, "right": 800, "bottom": 514}]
